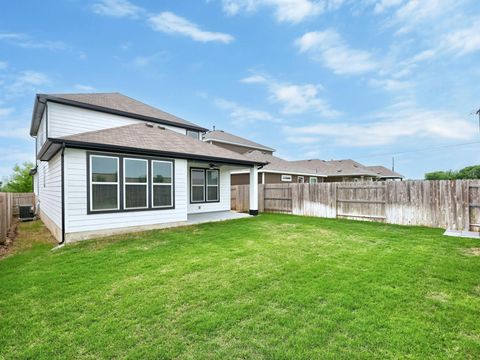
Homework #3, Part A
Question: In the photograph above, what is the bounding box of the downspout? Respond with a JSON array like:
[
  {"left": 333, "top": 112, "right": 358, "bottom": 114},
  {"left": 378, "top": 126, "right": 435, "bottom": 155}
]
[{"left": 59, "top": 142, "right": 66, "bottom": 245}]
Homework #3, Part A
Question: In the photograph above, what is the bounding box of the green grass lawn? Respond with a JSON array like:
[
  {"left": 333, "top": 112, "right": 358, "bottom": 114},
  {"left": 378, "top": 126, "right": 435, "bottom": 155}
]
[{"left": 1, "top": 214, "right": 479, "bottom": 359}]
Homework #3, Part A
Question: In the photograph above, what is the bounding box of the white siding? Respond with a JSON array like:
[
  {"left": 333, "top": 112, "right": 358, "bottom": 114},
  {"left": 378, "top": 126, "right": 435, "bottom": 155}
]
[
  {"left": 48, "top": 102, "right": 187, "bottom": 138},
  {"left": 37, "top": 152, "right": 62, "bottom": 228},
  {"left": 64, "top": 149, "right": 188, "bottom": 234},
  {"left": 37, "top": 110, "right": 47, "bottom": 153},
  {"left": 187, "top": 163, "right": 231, "bottom": 214}
]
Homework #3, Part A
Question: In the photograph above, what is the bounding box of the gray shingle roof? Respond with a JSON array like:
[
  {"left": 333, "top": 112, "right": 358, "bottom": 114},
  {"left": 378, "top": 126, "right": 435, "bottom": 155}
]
[
  {"left": 57, "top": 123, "right": 263, "bottom": 165},
  {"left": 365, "top": 166, "right": 404, "bottom": 178},
  {"left": 291, "top": 159, "right": 379, "bottom": 177},
  {"left": 31, "top": 92, "right": 207, "bottom": 136},
  {"left": 244, "top": 150, "right": 326, "bottom": 176},
  {"left": 203, "top": 130, "right": 275, "bottom": 152}
]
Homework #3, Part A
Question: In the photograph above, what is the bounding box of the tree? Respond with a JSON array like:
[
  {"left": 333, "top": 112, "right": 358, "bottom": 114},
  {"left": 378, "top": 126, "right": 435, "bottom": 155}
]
[
  {"left": 425, "top": 165, "right": 480, "bottom": 180},
  {"left": 0, "top": 162, "right": 34, "bottom": 193},
  {"left": 457, "top": 165, "right": 480, "bottom": 179}
]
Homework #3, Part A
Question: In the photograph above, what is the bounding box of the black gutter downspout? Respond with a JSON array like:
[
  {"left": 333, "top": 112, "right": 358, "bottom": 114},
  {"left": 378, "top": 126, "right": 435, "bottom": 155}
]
[{"left": 59, "top": 142, "right": 66, "bottom": 245}]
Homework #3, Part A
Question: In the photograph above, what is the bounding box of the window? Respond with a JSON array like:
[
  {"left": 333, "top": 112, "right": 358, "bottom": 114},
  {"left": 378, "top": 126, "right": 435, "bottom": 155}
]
[
  {"left": 309, "top": 177, "right": 317, "bottom": 184},
  {"left": 206, "top": 169, "right": 219, "bottom": 201},
  {"left": 186, "top": 130, "right": 199, "bottom": 140},
  {"left": 152, "top": 160, "right": 173, "bottom": 208},
  {"left": 124, "top": 158, "right": 148, "bottom": 209},
  {"left": 281, "top": 174, "right": 292, "bottom": 182},
  {"left": 90, "top": 155, "right": 119, "bottom": 211},
  {"left": 297, "top": 176, "right": 304, "bottom": 183},
  {"left": 88, "top": 153, "right": 174, "bottom": 213},
  {"left": 191, "top": 169, "right": 205, "bottom": 203},
  {"left": 190, "top": 168, "right": 220, "bottom": 203}
]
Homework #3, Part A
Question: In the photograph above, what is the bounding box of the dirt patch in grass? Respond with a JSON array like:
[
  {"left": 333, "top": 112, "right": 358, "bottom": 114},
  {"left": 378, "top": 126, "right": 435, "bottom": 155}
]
[
  {"left": 0, "top": 219, "right": 55, "bottom": 259},
  {"left": 426, "top": 291, "right": 450, "bottom": 303},
  {"left": 464, "top": 248, "right": 480, "bottom": 256}
]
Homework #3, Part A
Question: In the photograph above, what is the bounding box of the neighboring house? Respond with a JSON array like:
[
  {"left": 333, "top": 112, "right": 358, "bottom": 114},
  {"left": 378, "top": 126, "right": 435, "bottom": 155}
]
[
  {"left": 365, "top": 166, "right": 404, "bottom": 181},
  {"left": 204, "top": 130, "right": 325, "bottom": 184},
  {"left": 291, "top": 159, "right": 381, "bottom": 182},
  {"left": 30, "top": 93, "right": 263, "bottom": 243},
  {"left": 203, "top": 129, "right": 276, "bottom": 155},
  {"left": 231, "top": 150, "right": 326, "bottom": 185}
]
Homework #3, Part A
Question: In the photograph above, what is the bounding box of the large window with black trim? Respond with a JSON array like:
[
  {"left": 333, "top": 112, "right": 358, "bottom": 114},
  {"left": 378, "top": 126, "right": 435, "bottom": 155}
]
[
  {"left": 190, "top": 168, "right": 220, "bottom": 203},
  {"left": 88, "top": 153, "right": 174, "bottom": 213}
]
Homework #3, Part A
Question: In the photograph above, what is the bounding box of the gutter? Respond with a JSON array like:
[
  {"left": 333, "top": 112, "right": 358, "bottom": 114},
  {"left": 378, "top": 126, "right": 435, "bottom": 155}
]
[
  {"left": 59, "top": 142, "right": 66, "bottom": 245},
  {"left": 44, "top": 138, "right": 267, "bottom": 167}
]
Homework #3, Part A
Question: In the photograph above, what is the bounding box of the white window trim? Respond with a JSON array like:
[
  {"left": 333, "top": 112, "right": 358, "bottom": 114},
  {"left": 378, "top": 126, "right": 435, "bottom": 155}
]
[
  {"left": 123, "top": 158, "right": 148, "bottom": 210},
  {"left": 309, "top": 177, "right": 317, "bottom": 184},
  {"left": 191, "top": 169, "right": 206, "bottom": 203},
  {"left": 186, "top": 130, "right": 199, "bottom": 140},
  {"left": 281, "top": 174, "right": 292, "bottom": 182},
  {"left": 90, "top": 155, "right": 120, "bottom": 212},
  {"left": 206, "top": 169, "right": 219, "bottom": 202},
  {"left": 151, "top": 160, "right": 173, "bottom": 208},
  {"left": 298, "top": 176, "right": 304, "bottom": 183}
]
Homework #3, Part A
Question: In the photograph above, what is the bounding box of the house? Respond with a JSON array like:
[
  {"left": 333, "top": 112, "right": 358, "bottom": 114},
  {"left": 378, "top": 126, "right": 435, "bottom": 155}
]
[
  {"left": 365, "top": 166, "right": 404, "bottom": 181},
  {"left": 203, "top": 130, "right": 275, "bottom": 154},
  {"left": 204, "top": 130, "right": 325, "bottom": 184},
  {"left": 30, "top": 93, "right": 263, "bottom": 243},
  {"left": 231, "top": 150, "right": 326, "bottom": 185},
  {"left": 291, "top": 159, "right": 381, "bottom": 182}
]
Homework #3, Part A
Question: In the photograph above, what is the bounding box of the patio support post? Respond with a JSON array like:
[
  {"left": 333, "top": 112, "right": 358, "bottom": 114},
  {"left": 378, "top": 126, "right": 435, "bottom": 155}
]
[{"left": 249, "top": 166, "right": 258, "bottom": 215}]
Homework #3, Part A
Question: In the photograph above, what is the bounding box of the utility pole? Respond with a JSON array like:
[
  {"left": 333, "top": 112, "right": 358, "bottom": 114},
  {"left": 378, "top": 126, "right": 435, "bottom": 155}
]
[
  {"left": 392, "top": 156, "right": 395, "bottom": 172},
  {"left": 476, "top": 108, "right": 480, "bottom": 133}
]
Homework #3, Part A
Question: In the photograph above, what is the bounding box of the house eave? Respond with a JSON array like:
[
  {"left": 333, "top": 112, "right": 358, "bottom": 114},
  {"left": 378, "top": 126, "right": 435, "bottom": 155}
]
[
  {"left": 205, "top": 138, "right": 276, "bottom": 153},
  {"left": 30, "top": 94, "right": 208, "bottom": 136},
  {"left": 42, "top": 138, "right": 266, "bottom": 166}
]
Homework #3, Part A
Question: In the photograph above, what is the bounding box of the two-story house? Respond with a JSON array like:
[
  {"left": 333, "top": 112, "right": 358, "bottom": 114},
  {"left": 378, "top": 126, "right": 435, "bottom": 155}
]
[
  {"left": 30, "top": 93, "right": 263, "bottom": 243},
  {"left": 203, "top": 130, "right": 325, "bottom": 184}
]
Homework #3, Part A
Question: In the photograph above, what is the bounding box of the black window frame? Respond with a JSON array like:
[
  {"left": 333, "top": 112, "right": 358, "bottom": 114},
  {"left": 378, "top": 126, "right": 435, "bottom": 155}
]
[
  {"left": 189, "top": 167, "right": 220, "bottom": 204},
  {"left": 86, "top": 151, "right": 175, "bottom": 214}
]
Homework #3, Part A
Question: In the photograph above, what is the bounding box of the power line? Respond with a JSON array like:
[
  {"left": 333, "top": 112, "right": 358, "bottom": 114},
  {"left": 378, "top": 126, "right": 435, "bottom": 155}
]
[{"left": 357, "top": 140, "right": 480, "bottom": 159}]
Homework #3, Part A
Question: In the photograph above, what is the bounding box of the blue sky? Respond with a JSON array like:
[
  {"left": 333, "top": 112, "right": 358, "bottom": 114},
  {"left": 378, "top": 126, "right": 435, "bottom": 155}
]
[{"left": 1, "top": 0, "right": 479, "bottom": 180}]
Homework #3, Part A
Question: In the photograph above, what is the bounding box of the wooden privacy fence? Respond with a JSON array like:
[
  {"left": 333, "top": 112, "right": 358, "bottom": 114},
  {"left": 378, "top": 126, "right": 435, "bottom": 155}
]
[
  {"left": 231, "top": 180, "right": 480, "bottom": 231},
  {"left": 0, "top": 192, "right": 35, "bottom": 244}
]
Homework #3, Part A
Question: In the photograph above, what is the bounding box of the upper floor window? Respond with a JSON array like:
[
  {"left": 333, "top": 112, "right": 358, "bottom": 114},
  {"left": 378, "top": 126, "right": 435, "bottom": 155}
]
[{"left": 186, "top": 130, "right": 199, "bottom": 140}]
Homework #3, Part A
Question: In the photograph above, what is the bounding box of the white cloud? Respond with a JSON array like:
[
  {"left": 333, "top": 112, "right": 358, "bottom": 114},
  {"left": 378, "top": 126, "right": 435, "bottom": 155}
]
[
  {"left": 92, "top": 0, "right": 144, "bottom": 18},
  {"left": 284, "top": 104, "right": 476, "bottom": 147},
  {"left": 0, "top": 61, "right": 7, "bottom": 70},
  {"left": 4, "top": 70, "right": 50, "bottom": 96},
  {"left": 74, "top": 84, "right": 96, "bottom": 92},
  {"left": 0, "top": 108, "right": 14, "bottom": 117},
  {"left": 214, "top": 98, "right": 278, "bottom": 123},
  {"left": 373, "top": 0, "right": 404, "bottom": 14},
  {"left": 241, "top": 74, "right": 341, "bottom": 117},
  {"left": 0, "top": 32, "right": 68, "bottom": 50},
  {"left": 369, "top": 78, "right": 412, "bottom": 92},
  {"left": 295, "top": 30, "right": 378, "bottom": 75},
  {"left": 148, "top": 12, "right": 234, "bottom": 43},
  {"left": 0, "top": 127, "right": 30, "bottom": 140},
  {"left": 444, "top": 24, "right": 480, "bottom": 56},
  {"left": 221, "top": 0, "right": 344, "bottom": 23}
]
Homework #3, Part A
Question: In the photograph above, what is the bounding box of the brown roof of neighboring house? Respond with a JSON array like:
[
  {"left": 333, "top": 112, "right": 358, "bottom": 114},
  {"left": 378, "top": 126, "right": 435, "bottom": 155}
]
[
  {"left": 365, "top": 166, "right": 404, "bottom": 179},
  {"left": 45, "top": 123, "right": 264, "bottom": 166},
  {"left": 30, "top": 92, "right": 207, "bottom": 136},
  {"left": 243, "top": 150, "right": 326, "bottom": 176},
  {"left": 291, "top": 159, "right": 379, "bottom": 177},
  {"left": 203, "top": 130, "right": 275, "bottom": 152}
]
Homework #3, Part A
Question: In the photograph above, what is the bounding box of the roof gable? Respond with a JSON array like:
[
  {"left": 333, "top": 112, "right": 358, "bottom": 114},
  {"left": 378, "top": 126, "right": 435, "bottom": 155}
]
[{"left": 30, "top": 92, "right": 207, "bottom": 136}]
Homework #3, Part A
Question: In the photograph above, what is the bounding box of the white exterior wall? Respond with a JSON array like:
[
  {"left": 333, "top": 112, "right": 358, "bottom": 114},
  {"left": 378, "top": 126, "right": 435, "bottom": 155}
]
[
  {"left": 64, "top": 149, "right": 188, "bottom": 239},
  {"left": 37, "top": 111, "right": 47, "bottom": 153},
  {"left": 48, "top": 102, "right": 187, "bottom": 138},
  {"left": 37, "top": 151, "right": 62, "bottom": 229},
  {"left": 187, "top": 162, "right": 231, "bottom": 214}
]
